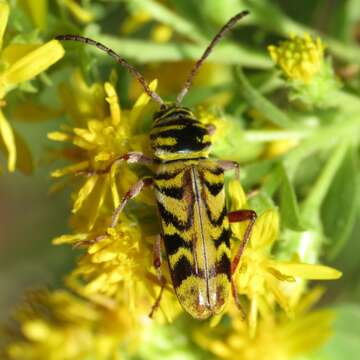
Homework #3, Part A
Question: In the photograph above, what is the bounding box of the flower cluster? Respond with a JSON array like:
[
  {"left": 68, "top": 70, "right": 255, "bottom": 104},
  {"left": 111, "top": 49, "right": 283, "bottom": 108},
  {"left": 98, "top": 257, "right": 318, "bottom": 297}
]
[
  {"left": 196, "top": 288, "right": 334, "bottom": 360},
  {"left": 0, "top": 1, "right": 64, "bottom": 172},
  {"left": 268, "top": 33, "right": 325, "bottom": 83},
  {"left": 268, "top": 33, "right": 339, "bottom": 107},
  {"left": 2, "top": 289, "right": 140, "bottom": 360}
]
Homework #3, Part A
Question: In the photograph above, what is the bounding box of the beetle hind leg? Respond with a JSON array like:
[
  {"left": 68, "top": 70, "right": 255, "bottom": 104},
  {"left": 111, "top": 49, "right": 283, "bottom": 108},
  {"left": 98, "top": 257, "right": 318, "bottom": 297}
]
[{"left": 228, "top": 209, "right": 257, "bottom": 318}]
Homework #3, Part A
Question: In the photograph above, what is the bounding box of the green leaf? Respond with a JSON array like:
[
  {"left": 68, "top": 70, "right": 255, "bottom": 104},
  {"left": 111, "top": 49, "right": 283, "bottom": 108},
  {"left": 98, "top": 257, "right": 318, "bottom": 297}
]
[
  {"left": 235, "top": 67, "right": 296, "bottom": 129},
  {"left": 248, "top": 191, "right": 275, "bottom": 215},
  {"left": 312, "top": 304, "right": 360, "bottom": 360},
  {"left": 322, "top": 146, "right": 359, "bottom": 260},
  {"left": 278, "top": 163, "right": 305, "bottom": 231},
  {"left": 241, "top": 159, "right": 277, "bottom": 188}
]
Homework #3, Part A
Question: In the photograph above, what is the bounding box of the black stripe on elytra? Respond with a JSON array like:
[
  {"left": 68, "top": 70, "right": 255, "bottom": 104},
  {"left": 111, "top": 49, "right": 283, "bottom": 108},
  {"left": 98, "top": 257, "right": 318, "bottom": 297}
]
[
  {"left": 163, "top": 233, "right": 192, "bottom": 255},
  {"left": 203, "top": 179, "right": 224, "bottom": 196},
  {"left": 203, "top": 167, "right": 224, "bottom": 176},
  {"left": 154, "top": 142, "right": 211, "bottom": 152},
  {"left": 214, "top": 228, "right": 231, "bottom": 249},
  {"left": 215, "top": 253, "right": 231, "bottom": 280},
  {"left": 205, "top": 203, "right": 227, "bottom": 226},
  {"left": 154, "top": 169, "right": 183, "bottom": 180},
  {"left": 150, "top": 123, "right": 207, "bottom": 140},
  {"left": 154, "top": 156, "right": 206, "bottom": 164},
  {"left": 154, "top": 184, "right": 183, "bottom": 199},
  {"left": 157, "top": 201, "right": 193, "bottom": 231},
  {"left": 172, "top": 256, "right": 194, "bottom": 288}
]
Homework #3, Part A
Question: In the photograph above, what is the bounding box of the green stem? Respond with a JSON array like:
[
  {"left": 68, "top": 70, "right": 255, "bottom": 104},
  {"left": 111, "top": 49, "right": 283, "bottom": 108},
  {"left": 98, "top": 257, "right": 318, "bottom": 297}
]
[
  {"left": 301, "top": 141, "right": 350, "bottom": 222},
  {"left": 235, "top": 67, "right": 296, "bottom": 129},
  {"left": 284, "top": 117, "right": 360, "bottom": 176}
]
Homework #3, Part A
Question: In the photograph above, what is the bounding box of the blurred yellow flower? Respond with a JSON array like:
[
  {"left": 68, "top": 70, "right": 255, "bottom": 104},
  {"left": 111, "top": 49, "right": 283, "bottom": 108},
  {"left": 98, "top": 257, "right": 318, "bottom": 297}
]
[
  {"left": 49, "top": 71, "right": 157, "bottom": 230},
  {"left": 268, "top": 33, "right": 325, "bottom": 83},
  {"left": 0, "top": 1, "right": 64, "bottom": 172},
  {"left": 196, "top": 289, "right": 334, "bottom": 360},
  {"left": 62, "top": 0, "right": 94, "bottom": 23},
  {"left": 229, "top": 180, "right": 341, "bottom": 336},
  {"left": 3, "top": 289, "right": 140, "bottom": 360}
]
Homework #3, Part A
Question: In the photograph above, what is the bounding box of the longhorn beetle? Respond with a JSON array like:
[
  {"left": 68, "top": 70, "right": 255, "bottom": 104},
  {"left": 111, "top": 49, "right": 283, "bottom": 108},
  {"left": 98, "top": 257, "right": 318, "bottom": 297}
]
[{"left": 56, "top": 10, "right": 257, "bottom": 320}]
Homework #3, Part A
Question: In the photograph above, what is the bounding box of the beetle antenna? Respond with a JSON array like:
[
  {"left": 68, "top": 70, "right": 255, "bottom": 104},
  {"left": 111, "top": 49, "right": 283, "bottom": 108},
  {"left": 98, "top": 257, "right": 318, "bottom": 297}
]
[
  {"left": 55, "top": 35, "right": 164, "bottom": 106},
  {"left": 175, "top": 10, "right": 249, "bottom": 105}
]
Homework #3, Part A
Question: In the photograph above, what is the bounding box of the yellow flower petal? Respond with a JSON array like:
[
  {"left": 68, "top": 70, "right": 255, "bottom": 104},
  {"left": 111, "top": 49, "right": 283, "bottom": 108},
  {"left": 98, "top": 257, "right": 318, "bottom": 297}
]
[
  {"left": 47, "top": 131, "right": 71, "bottom": 141},
  {"left": 0, "top": 1, "right": 10, "bottom": 49},
  {"left": 105, "top": 82, "right": 121, "bottom": 126},
  {"left": 250, "top": 209, "right": 279, "bottom": 249},
  {"left": 86, "top": 176, "right": 108, "bottom": 230},
  {"left": 1, "top": 40, "right": 64, "bottom": 92},
  {"left": 51, "top": 160, "right": 89, "bottom": 177},
  {"left": 72, "top": 175, "right": 99, "bottom": 213},
  {"left": 229, "top": 179, "right": 247, "bottom": 210},
  {"left": 1, "top": 44, "right": 43, "bottom": 66},
  {"left": 0, "top": 109, "right": 16, "bottom": 171},
  {"left": 53, "top": 233, "right": 88, "bottom": 245},
  {"left": 110, "top": 163, "right": 120, "bottom": 208},
  {"left": 270, "top": 261, "right": 342, "bottom": 280},
  {"left": 63, "top": 0, "right": 94, "bottom": 23},
  {"left": 129, "top": 79, "right": 158, "bottom": 127},
  {"left": 22, "top": 320, "right": 51, "bottom": 341}
]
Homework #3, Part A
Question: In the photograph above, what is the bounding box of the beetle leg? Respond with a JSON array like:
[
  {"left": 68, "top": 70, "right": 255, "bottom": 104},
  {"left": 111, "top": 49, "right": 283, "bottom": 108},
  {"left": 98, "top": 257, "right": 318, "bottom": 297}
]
[
  {"left": 217, "top": 160, "right": 240, "bottom": 181},
  {"left": 110, "top": 177, "right": 153, "bottom": 228},
  {"left": 206, "top": 123, "right": 216, "bottom": 136},
  {"left": 228, "top": 209, "right": 257, "bottom": 316},
  {"left": 149, "top": 234, "right": 166, "bottom": 318},
  {"left": 228, "top": 209, "right": 257, "bottom": 273},
  {"left": 78, "top": 151, "right": 153, "bottom": 176}
]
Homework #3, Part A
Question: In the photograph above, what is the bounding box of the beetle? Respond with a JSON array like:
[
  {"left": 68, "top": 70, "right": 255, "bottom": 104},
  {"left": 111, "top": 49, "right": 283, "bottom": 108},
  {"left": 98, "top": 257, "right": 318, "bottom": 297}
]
[{"left": 56, "top": 10, "right": 257, "bottom": 319}]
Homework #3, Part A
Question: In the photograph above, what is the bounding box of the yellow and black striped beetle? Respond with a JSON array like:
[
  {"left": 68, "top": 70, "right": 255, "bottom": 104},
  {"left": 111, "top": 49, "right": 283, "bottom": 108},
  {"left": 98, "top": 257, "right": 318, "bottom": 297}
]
[{"left": 56, "top": 10, "right": 257, "bottom": 320}]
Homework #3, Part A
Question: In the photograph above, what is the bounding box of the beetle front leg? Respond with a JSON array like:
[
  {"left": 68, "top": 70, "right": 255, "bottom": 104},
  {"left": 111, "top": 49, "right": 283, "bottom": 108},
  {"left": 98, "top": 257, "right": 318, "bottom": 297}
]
[
  {"left": 79, "top": 151, "right": 153, "bottom": 176},
  {"left": 110, "top": 177, "right": 153, "bottom": 228},
  {"left": 149, "top": 234, "right": 166, "bottom": 318}
]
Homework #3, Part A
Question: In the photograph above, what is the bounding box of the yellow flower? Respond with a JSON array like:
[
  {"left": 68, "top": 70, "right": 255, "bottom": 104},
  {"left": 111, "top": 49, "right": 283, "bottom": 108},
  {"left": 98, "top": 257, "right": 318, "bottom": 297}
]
[
  {"left": 49, "top": 71, "right": 157, "bottom": 230},
  {"left": 53, "top": 218, "right": 181, "bottom": 323},
  {"left": 3, "top": 289, "right": 140, "bottom": 360},
  {"left": 196, "top": 288, "right": 335, "bottom": 360},
  {"left": 229, "top": 180, "right": 341, "bottom": 336},
  {"left": 0, "top": 1, "right": 64, "bottom": 172},
  {"left": 268, "top": 33, "right": 325, "bottom": 83},
  {"left": 62, "top": 0, "right": 94, "bottom": 23}
]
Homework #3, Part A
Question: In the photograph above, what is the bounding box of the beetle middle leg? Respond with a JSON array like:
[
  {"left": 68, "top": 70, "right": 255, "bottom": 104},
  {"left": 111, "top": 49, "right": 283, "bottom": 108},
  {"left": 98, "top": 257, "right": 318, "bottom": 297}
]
[
  {"left": 149, "top": 234, "right": 166, "bottom": 318},
  {"left": 217, "top": 160, "right": 240, "bottom": 181},
  {"left": 228, "top": 209, "right": 257, "bottom": 314},
  {"left": 110, "top": 177, "right": 153, "bottom": 228}
]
